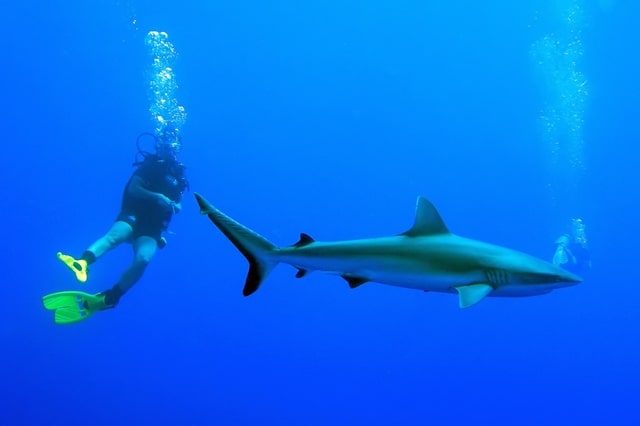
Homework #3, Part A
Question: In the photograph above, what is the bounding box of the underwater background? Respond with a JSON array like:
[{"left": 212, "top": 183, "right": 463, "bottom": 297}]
[{"left": 2, "top": 0, "right": 639, "bottom": 424}]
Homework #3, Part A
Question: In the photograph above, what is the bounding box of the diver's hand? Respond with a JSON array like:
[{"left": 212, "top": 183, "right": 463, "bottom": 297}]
[{"left": 156, "top": 194, "right": 175, "bottom": 212}]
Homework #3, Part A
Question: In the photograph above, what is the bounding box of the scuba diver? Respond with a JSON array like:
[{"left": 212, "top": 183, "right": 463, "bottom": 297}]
[
  {"left": 553, "top": 217, "right": 592, "bottom": 275},
  {"left": 43, "top": 130, "right": 189, "bottom": 324}
]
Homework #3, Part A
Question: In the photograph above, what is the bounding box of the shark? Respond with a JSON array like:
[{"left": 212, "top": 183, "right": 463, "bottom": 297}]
[{"left": 194, "top": 193, "right": 582, "bottom": 308}]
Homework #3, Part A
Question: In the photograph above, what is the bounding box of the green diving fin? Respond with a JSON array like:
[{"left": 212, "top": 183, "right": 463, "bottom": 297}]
[
  {"left": 56, "top": 252, "right": 88, "bottom": 283},
  {"left": 42, "top": 291, "right": 108, "bottom": 325}
]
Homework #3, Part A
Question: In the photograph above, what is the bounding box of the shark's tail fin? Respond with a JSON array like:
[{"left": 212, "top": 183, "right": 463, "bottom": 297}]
[{"left": 195, "top": 193, "right": 278, "bottom": 296}]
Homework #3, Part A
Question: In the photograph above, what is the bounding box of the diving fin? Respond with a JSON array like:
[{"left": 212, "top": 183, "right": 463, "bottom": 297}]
[
  {"left": 42, "top": 291, "right": 109, "bottom": 324},
  {"left": 56, "top": 252, "right": 88, "bottom": 283}
]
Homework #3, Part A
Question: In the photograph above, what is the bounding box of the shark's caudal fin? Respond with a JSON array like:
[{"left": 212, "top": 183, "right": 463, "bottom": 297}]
[{"left": 194, "top": 193, "right": 278, "bottom": 296}]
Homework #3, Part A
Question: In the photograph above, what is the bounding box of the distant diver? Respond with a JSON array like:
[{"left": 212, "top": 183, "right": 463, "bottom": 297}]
[
  {"left": 43, "top": 131, "right": 189, "bottom": 324},
  {"left": 553, "top": 217, "right": 592, "bottom": 274}
]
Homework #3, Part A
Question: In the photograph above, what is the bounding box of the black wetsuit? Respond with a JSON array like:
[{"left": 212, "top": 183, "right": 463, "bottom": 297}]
[{"left": 117, "top": 156, "right": 188, "bottom": 244}]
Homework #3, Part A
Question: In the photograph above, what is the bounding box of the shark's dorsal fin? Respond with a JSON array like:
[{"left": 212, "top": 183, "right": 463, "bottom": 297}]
[
  {"left": 295, "top": 268, "right": 308, "bottom": 278},
  {"left": 401, "top": 196, "right": 449, "bottom": 237},
  {"left": 292, "top": 233, "right": 315, "bottom": 247}
]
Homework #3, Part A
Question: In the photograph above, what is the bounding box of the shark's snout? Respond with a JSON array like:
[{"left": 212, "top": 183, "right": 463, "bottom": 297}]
[{"left": 561, "top": 271, "right": 583, "bottom": 284}]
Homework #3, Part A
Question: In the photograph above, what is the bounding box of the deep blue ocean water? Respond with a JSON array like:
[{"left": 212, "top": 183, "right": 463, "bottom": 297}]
[{"left": 2, "top": 0, "right": 639, "bottom": 424}]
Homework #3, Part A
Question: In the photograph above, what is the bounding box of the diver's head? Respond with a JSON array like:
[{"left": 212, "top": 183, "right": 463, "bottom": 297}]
[
  {"left": 555, "top": 234, "right": 570, "bottom": 246},
  {"left": 155, "top": 129, "right": 181, "bottom": 162},
  {"left": 156, "top": 140, "right": 181, "bottom": 161}
]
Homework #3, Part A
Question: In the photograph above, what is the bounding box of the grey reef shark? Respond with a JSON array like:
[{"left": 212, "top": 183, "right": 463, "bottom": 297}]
[{"left": 194, "top": 193, "right": 581, "bottom": 308}]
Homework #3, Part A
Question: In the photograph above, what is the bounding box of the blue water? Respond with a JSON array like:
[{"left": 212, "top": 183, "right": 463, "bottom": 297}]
[{"left": 3, "top": 0, "right": 639, "bottom": 424}]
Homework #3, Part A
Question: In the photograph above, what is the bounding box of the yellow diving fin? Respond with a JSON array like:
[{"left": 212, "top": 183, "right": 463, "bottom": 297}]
[
  {"left": 56, "top": 252, "right": 88, "bottom": 283},
  {"left": 42, "top": 291, "right": 108, "bottom": 325}
]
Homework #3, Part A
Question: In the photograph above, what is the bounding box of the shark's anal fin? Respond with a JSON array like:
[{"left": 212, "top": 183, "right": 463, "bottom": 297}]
[
  {"left": 292, "top": 233, "right": 315, "bottom": 247},
  {"left": 343, "top": 276, "right": 368, "bottom": 289},
  {"left": 454, "top": 283, "right": 493, "bottom": 308},
  {"left": 295, "top": 268, "right": 308, "bottom": 278}
]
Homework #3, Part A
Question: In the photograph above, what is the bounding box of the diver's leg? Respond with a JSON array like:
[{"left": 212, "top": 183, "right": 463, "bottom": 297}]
[
  {"left": 85, "top": 221, "right": 134, "bottom": 261},
  {"left": 58, "top": 221, "right": 133, "bottom": 282},
  {"left": 102, "top": 235, "right": 158, "bottom": 306}
]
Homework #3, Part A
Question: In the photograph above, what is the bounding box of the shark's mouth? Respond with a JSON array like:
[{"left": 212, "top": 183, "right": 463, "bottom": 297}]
[{"left": 517, "top": 272, "right": 581, "bottom": 284}]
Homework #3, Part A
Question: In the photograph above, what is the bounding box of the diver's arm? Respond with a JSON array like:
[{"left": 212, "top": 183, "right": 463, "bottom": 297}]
[
  {"left": 127, "top": 175, "right": 162, "bottom": 200},
  {"left": 127, "top": 175, "right": 174, "bottom": 210}
]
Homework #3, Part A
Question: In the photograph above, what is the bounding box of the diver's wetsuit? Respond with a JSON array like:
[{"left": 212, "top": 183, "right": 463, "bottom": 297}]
[
  {"left": 117, "top": 155, "right": 188, "bottom": 245},
  {"left": 49, "top": 140, "right": 190, "bottom": 320},
  {"left": 76, "top": 154, "right": 189, "bottom": 307}
]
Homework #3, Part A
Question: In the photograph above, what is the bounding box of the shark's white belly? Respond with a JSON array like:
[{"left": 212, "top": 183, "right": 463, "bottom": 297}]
[
  {"left": 278, "top": 251, "right": 565, "bottom": 298},
  {"left": 348, "top": 268, "right": 478, "bottom": 293},
  {"left": 279, "top": 252, "right": 483, "bottom": 293}
]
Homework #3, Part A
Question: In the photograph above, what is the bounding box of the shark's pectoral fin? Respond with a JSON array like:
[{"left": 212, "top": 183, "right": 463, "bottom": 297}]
[
  {"left": 342, "top": 276, "right": 369, "bottom": 289},
  {"left": 454, "top": 283, "right": 493, "bottom": 308}
]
